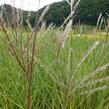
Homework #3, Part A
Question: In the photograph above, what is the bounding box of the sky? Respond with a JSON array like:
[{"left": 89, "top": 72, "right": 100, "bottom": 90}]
[{"left": 0, "top": 0, "right": 62, "bottom": 11}]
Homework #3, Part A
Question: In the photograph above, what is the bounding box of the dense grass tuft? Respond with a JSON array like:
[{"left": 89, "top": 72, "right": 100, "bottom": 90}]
[{"left": 0, "top": 30, "right": 109, "bottom": 109}]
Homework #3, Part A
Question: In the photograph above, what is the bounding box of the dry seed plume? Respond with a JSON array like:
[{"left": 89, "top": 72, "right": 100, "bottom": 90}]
[
  {"left": 38, "top": 5, "right": 50, "bottom": 26},
  {"left": 56, "top": 20, "right": 72, "bottom": 61},
  {"left": 76, "top": 41, "right": 100, "bottom": 69},
  {"left": 77, "top": 76, "right": 109, "bottom": 89},
  {"left": 62, "top": 20, "right": 72, "bottom": 47},
  {"left": 61, "top": 0, "right": 80, "bottom": 28},
  {"left": 77, "top": 63, "right": 109, "bottom": 86},
  {"left": 80, "top": 85, "right": 109, "bottom": 95}
]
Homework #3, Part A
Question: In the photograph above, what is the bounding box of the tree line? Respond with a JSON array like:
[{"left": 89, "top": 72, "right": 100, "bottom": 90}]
[{"left": 1, "top": 0, "right": 109, "bottom": 27}]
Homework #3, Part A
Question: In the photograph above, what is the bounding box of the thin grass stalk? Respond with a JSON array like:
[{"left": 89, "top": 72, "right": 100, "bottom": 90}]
[
  {"left": 26, "top": 77, "right": 32, "bottom": 109},
  {"left": 25, "top": 22, "right": 32, "bottom": 109},
  {"left": 64, "top": 79, "right": 72, "bottom": 109},
  {"left": 26, "top": 5, "right": 50, "bottom": 109},
  {"left": 64, "top": 30, "right": 74, "bottom": 109},
  {"left": 95, "top": 13, "right": 102, "bottom": 33},
  {"left": 26, "top": 12, "right": 32, "bottom": 32},
  {"left": 25, "top": 6, "right": 50, "bottom": 109},
  {"left": 17, "top": 10, "right": 23, "bottom": 53}
]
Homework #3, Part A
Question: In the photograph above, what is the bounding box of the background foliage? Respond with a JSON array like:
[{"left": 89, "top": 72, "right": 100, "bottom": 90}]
[{"left": 0, "top": 0, "right": 109, "bottom": 26}]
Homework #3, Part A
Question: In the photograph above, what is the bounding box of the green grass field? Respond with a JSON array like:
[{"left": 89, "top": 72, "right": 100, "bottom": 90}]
[{"left": 0, "top": 29, "right": 109, "bottom": 109}]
